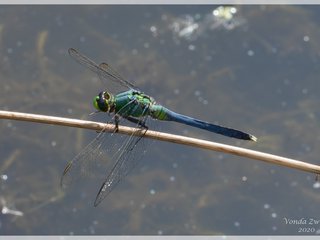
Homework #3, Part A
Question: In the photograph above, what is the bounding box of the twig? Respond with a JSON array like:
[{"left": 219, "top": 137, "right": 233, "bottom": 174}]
[{"left": 0, "top": 110, "right": 319, "bottom": 175}]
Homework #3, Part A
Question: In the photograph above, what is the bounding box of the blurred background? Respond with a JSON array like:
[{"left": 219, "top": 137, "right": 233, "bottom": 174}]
[{"left": 0, "top": 5, "right": 319, "bottom": 235}]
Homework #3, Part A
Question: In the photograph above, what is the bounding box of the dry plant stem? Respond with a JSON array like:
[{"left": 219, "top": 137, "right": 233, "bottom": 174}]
[{"left": 0, "top": 110, "right": 320, "bottom": 175}]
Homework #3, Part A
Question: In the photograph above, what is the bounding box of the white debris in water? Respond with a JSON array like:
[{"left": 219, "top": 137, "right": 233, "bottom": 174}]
[
  {"left": 1, "top": 206, "right": 24, "bottom": 216},
  {"left": 213, "top": 6, "right": 237, "bottom": 20},
  {"left": 168, "top": 6, "right": 245, "bottom": 41},
  {"left": 1, "top": 175, "right": 8, "bottom": 181},
  {"left": 150, "top": 25, "right": 158, "bottom": 37}
]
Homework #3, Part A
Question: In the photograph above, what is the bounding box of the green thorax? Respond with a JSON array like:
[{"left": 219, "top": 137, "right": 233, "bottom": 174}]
[
  {"left": 94, "top": 89, "right": 169, "bottom": 120},
  {"left": 113, "top": 90, "right": 152, "bottom": 117}
]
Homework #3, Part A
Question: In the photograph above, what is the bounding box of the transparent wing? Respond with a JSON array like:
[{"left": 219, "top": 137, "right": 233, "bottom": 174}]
[
  {"left": 60, "top": 99, "right": 138, "bottom": 187},
  {"left": 60, "top": 122, "right": 117, "bottom": 188},
  {"left": 68, "top": 48, "right": 136, "bottom": 92},
  {"left": 61, "top": 100, "right": 150, "bottom": 206},
  {"left": 94, "top": 126, "right": 148, "bottom": 206},
  {"left": 93, "top": 109, "right": 150, "bottom": 206}
]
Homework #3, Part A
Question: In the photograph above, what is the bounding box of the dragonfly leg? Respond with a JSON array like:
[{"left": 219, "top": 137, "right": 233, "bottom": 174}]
[{"left": 114, "top": 115, "right": 120, "bottom": 132}]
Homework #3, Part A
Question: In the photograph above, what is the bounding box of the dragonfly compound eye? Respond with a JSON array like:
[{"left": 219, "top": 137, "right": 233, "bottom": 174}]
[{"left": 93, "top": 92, "right": 109, "bottom": 112}]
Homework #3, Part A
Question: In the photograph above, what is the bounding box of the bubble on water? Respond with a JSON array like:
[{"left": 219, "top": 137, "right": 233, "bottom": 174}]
[
  {"left": 16, "top": 41, "right": 23, "bottom": 47},
  {"left": 174, "top": 89, "right": 180, "bottom": 95},
  {"left": 150, "top": 189, "right": 156, "bottom": 195},
  {"left": 150, "top": 26, "right": 158, "bottom": 37},
  {"left": 51, "top": 141, "right": 57, "bottom": 147},
  {"left": 264, "top": 203, "right": 270, "bottom": 209},
  {"left": 303, "top": 35, "right": 310, "bottom": 42},
  {"left": 247, "top": 50, "right": 254, "bottom": 56},
  {"left": 150, "top": 26, "right": 157, "bottom": 32},
  {"left": 194, "top": 90, "right": 201, "bottom": 96},
  {"left": 169, "top": 176, "right": 175, "bottom": 182},
  {"left": 234, "top": 221, "right": 240, "bottom": 227},
  {"left": 302, "top": 88, "right": 308, "bottom": 94},
  {"left": 188, "top": 44, "right": 196, "bottom": 51},
  {"left": 313, "top": 182, "right": 320, "bottom": 189}
]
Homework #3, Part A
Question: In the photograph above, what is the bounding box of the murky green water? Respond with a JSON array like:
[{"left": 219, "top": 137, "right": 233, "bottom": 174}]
[{"left": 0, "top": 5, "right": 319, "bottom": 235}]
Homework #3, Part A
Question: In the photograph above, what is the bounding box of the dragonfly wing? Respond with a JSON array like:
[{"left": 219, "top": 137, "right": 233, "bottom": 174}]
[
  {"left": 60, "top": 127, "right": 116, "bottom": 188},
  {"left": 68, "top": 48, "right": 135, "bottom": 91},
  {"left": 68, "top": 48, "right": 102, "bottom": 76},
  {"left": 62, "top": 98, "right": 151, "bottom": 206},
  {"left": 93, "top": 103, "right": 150, "bottom": 206},
  {"left": 99, "top": 62, "right": 136, "bottom": 89},
  {"left": 94, "top": 126, "right": 148, "bottom": 206}
]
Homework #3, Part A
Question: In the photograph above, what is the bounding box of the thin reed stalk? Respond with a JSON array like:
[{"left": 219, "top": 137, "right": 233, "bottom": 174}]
[{"left": 0, "top": 110, "right": 319, "bottom": 175}]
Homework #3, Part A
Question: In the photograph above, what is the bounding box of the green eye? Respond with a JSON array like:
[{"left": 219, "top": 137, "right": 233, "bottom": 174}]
[{"left": 93, "top": 96, "right": 100, "bottom": 111}]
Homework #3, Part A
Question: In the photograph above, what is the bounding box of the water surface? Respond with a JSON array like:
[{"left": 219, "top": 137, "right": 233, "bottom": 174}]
[{"left": 0, "top": 5, "right": 319, "bottom": 235}]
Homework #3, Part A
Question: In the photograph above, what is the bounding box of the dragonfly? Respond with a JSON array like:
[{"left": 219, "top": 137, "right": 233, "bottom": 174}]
[{"left": 61, "top": 48, "right": 257, "bottom": 207}]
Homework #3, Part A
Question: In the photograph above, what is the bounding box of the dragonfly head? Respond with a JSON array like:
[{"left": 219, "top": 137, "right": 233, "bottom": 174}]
[{"left": 93, "top": 91, "right": 115, "bottom": 112}]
